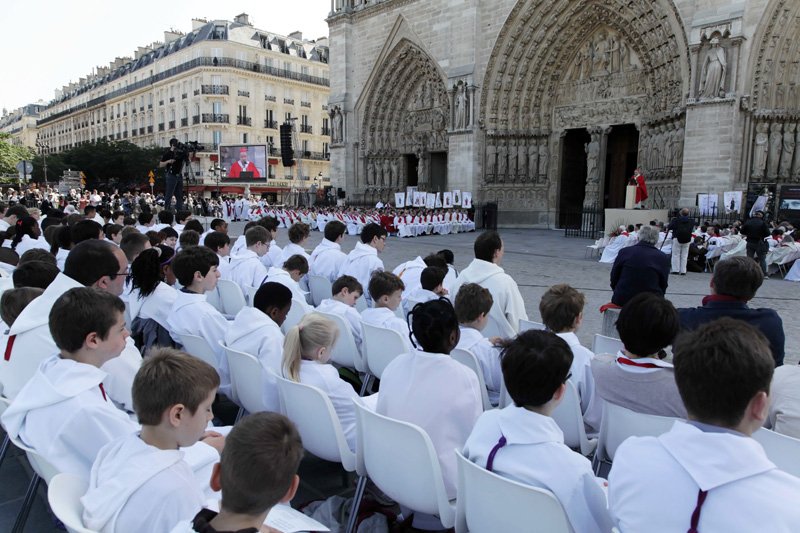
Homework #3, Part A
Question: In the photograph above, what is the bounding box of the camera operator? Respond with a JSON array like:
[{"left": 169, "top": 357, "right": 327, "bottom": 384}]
[{"left": 159, "top": 138, "right": 193, "bottom": 212}]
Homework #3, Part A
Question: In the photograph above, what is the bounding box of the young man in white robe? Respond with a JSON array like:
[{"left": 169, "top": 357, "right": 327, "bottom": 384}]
[
  {"left": 315, "top": 275, "right": 364, "bottom": 352},
  {"left": 463, "top": 330, "right": 612, "bottom": 533},
  {"left": 402, "top": 266, "right": 448, "bottom": 317},
  {"left": 202, "top": 231, "right": 232, "bottom": 279},
  {"left": 449, "top": 231, "right": 528, "bottom": 338},
  {"left": 264, "top": 254, "right": 313, "bottom": 314},
  {"left": 82, "top": 350, "right": 223, "bottom": 533},
  {"left": 309, "top": 220, "right": 347, "bottom": 283},
  {"left": 338, "top": 223, "right": 387, "bottom": 306},
  {"left": 224, "top": 283, "right": 291, "bottom": 413},
  {"left": 360, "top": 271, "right": 412, "bottom": 353},
  {"left": 223, "top": 226, "right": 269, "bottom": 294},
  {"left": 609, "top": 318, "right": 800, "bottom": 532},
  {"left": 278, "top": 222, "right": 312, "bottom": 268}
]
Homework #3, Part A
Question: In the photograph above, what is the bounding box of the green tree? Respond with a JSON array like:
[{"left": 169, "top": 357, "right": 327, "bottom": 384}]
[{"left": 0, "top": 133, "right": 35, "bottom": 174}]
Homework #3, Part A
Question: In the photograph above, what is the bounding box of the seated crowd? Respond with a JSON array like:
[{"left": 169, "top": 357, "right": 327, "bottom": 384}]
[{"left": 0, "top": 201, "right": 797, "bottom": 533}]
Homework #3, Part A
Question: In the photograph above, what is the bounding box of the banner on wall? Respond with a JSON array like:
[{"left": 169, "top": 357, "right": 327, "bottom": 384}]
[
  {"left": 697, "top": 193, "right": 719, "bottom": 217},
  {"left": 443, "top": 192, "right": 453, "bottom": 208},
  {"left": 723, "top": 191, "right": 743, "bottom": 214},
  {"left": 395, "top": 192, "right": 406, "bottom": 208},
  {"left": 462, "top": 191, "right": 473, "bottom": 208},
  {"left": 435, "top": 192, "right": 443, "bottom": 208},
  {"left": 425, "top": 193, "right": 436, "bottom": 209},
  {"left": 414, "top": 191, "right": 426, "bottom": 207},
  {"left": 452, "top": 190, "right": 461, "bottom": 206}
]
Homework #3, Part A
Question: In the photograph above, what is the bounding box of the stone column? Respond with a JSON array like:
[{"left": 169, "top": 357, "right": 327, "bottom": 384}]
[
  {"left": 467, "top": 85, "right": 476, "bottom": 128},
  {"left": 583, "top": 127, "right": 605, "bottom": 207}
]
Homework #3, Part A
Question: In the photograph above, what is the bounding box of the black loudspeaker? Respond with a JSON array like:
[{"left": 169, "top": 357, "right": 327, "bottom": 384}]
[
  {"left": 337, "top": 188, "right": 346, "bottom": 199},
  {"left": 279, "top": 124, "right": 294, "bottom": 167}
]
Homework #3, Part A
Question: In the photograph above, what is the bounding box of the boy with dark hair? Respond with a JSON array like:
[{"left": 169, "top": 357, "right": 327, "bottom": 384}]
[
  {"left": 361, "top": 271, "right": 411, "bottom": 351},
  {"left": 204, "top": 231, "right": 232, "bottom": 277},
  {"left": 539, "top": 284, "right": 595, "bottom": 416},
  {"left": 229, "top": 221, "right": 257, "bottom": 257},
  {"left": 610, "top": 319, "right": 800, "bottom": 531},
  {"left": 310, "top": 219, "right": 347, "bottom": 283},
  {"left": 136, "top": 212, "right": 155, "bottom": 234},
  {"left": 585, "top": 293, "right": 686, "bottom": 434},
  {"left": 104, "top": 223, "right": 123, "bottom": 245},
  {"left": 12, "top": 260, "right": 60, "bottom": 290},
  {"left": 454, "top": 283, "right": 503, "bottom": 405},
  {"left": 450, "top": 230, "right": 528, "bottom": 337},
  {"left": 18, "top": 248, "right": 56, "bottom": 266},
  {"left": 72, "top": 219, "right": 104, "bottom": 244},
  {"left": 264, "top": 254, "right": 312, "bottom": 314},
  {"left": 464, "top": 329, "right": 612, "bottom": 533},
  {"left": 402, "top": 266, "right": 447, "bottom": 316},
  {"left": 339, "top": 222, "right": 387, "bottom": 305},
  {"left": 172, "top": 412, "right": 303, "bottom": 533},
  {"left": 167, "top": 247, "right": 232, "bottom": 398},
  {"left": 224, "top": 226, "right": 269, "bottom": 294},
  {"left": 279, "top": 222, "right": 311, "bottom": 267},
  {"left": 112, "top": 210, "right": 126, "bottom": 225},
  {"left": 226, "top": 282, "right": 293, "bottom": 412},
  {"left": 160, "top": 226, "right": 179, "bottom": 248},
  {"left": 317, "top": 275, "right": 364, "bottom": 350},
  {"left": 154, "top": 209, "right": 175, "bottom": 232},
  {"left": 82, "top": 348, "right": 223, "bottom": 532},
  {"left": 257, "top": 216, "right": 283, "bottom": 269},
  {"left": 678, "top": 256, "right": 784, "bottom": 366},
  {"left": 0, "top": 204, "right": 28, "bottom": 231},
  {"left": 120, "top": 231, "right": 151, "bottom": 263},
  {"left": 179, "top": 229, "right": 201, "bottom": 249},
  {"left": 175, "top": 210, "right": 192, "bottom": 232}
]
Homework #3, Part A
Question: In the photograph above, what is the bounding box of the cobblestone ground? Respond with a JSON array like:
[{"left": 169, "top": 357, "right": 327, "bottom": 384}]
[{"left": 232, "top": 223, "right": 797, "bottom": 364}]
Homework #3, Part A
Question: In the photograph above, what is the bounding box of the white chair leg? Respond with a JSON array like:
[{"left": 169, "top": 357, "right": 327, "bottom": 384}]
[
  {"left": 234, "top": 406, "right": 245, "bottom": 424},
  {"left": 359, "top": 374, "right": 373, "bottom": 397},
  {"left": 345, "top": 475, "right": 368, "bottom": 533},
  {"left": 12, "top": 473, "right": 41, "bottom": 533}
]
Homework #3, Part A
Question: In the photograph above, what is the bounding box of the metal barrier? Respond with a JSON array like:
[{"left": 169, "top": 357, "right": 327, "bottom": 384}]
[{"left": 563, "top": 203, "right": 604, "bottom": 239}]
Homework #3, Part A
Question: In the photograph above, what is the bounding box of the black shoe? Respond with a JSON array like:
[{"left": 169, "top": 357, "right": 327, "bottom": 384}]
[{"left": 680, "top": 273, "right": 686, "bottom": 276}]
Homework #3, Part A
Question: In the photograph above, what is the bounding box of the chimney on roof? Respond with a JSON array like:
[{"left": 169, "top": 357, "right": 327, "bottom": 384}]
[
  {"left": 164, "top": 31, "right": 182, "bottom": 44},
  {"left": 192, "top": 18, "right": 207, "bottom": 30},
  {"left": 288, "top": 31, "right": 303, "bottom": 41},
  {"left": 233, "top": 13, "right": 250, "bottom": 25}
]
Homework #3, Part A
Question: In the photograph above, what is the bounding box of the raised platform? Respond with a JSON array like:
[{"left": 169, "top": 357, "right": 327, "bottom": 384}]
[{"left": 604, "top": 208, "right": 669, "bottom": 234}]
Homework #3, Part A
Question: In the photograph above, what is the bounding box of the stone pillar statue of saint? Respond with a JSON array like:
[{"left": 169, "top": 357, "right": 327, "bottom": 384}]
[
  {"left": 485, "top": 141, "right": 497, "bottom": 182},
  {"left": 538, "top": 142, "right": 549, "bottom": 179},
  {"left": 699, "top": 37, "right": 727, "bottom": 99},
  {"left": 768, "top": 123, "right": 783, "bottom": 179},
  {"left": 497, "top": 140, "right": 508, "bottom": 182},
  {"left": 454, "top": 84, "right": 467, "bottom": 130},
  {"left": 583, "top": 132, "right": 601, "bottom": 207},
  {"left": 779, "top": 124, "right": 796, "bottom": 179},
  {"left": 527, "top": 139, "right": 539, "bottom": 182},
  {"left": 332, "top": 107, "right": 343, "bottom": 144},
  {"left": 752, "top": 122, "right": 769, "bottom": 178}
]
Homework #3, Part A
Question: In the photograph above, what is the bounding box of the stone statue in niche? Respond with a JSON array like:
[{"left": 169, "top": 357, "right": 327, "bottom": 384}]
[
  {"left": 508, "top": 139, "right": 518, "bottom": 180},
  {"left": 416, "top": 152, "right": 428, "bottom": 186},
  {"left": 517, "top": 138, "right": 527, "bottom": 179},
  {"left": 538, "top": 142, "right": 549, "bottom": 177},
  {"left": 752, "top": 122, "right": 769, "bottom": 178},
  {"left": 768, "top": 123, "right": 783, "bottom": 179},
  {"left": 585, "top": 137, "right": 600, "bottom": 183},
  {"left": 391, "top": 158, "right": 399, "bottom": 187},
  {"left": 779, "top": 123, "right": 796, "bottom": 179},
  {"left": 331, "top": 107, "right": 343, "bottom": 144},
  {"left": 528, "top": 139, "right": 539, "bottom": 181},
  {"left": 675, "top": 120, "right": 685, "bottom": 167},
  {"left": 486, "top": 142, "right": 497, "bottom": 179},
  {"left": 497, "top": 139, "right": 508, "bottom": 181},
  {"left": 699, "top": 37, "right": 727, "bottom": 99},
  {"left": 382, "top": 158, "right": 391, "bottom": 186},
  {"left": 454, "top": 84, "right": 467, "bottom": 129},
  {"left": 367, "top": 160, "right": 375, "bottom": 186}
]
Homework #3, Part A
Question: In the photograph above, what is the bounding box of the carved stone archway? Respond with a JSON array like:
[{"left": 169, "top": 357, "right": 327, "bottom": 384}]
[
  {"left": 480, "top": 0, "right": 690, "bottom": 217},
  {"left": 358, "top": 39, "right": 449, "bottom": 197}
]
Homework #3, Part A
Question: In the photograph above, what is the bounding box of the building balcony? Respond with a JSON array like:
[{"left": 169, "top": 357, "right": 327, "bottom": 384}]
[
  {"left": 238, "top": 90, "right": 250, "bottom": 97},
  {"left": 284, "top": 98, "right": 295, "bottom": 105},
  {"left": 300, "top": 124, "right": 313, "bottom": 134},
  {"left": 181, "top": 118, "right": 188, "bottom": 127},
  {"left": 192, "top": 115, "right": 200, "bottom": 125},
  {"left": 168, "top": 120, "right": 176, "bottom": 129},
  {"left": 169, "top": 97, "right": 175, "bottom": 103},
  {"left": 181, "top": 93, "right": 187, "bottom": 100},
  {"left": 301, "top": 101, "right": 311, "bottom": 108},
  {"left": 201, "top": 85, "right": 229, "bottom": 96},
  {"left": 264, "top": 119, "right": 278, "bottom": 129},
  {"left": 265, "top": 95, "right": 276, "bottom": 102},
  {"left": 237, "top": 116, "right": 252, "bottom": 126},
  {"left": 305, "top": 151, "right": 329, "bottom": 160},
  {"left": 139, "top": 127, "right": 145, "bottom": 135},
  {"left": 158, "top": 123, "right": 165, "bottom": 131},
  {"left": 202, "top": 113, "right": 229, "bottom": 124},
  {"left": 322, "top": 127, "right": 330, "bottom": 136}
]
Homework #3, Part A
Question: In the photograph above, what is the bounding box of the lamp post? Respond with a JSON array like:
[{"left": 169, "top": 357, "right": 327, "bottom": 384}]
[
  {"left": 209, "top": 164, "right": 226, "bottom": 197},
  {"left": 35, "top": 136, "right": 49, "bottom": 189}
]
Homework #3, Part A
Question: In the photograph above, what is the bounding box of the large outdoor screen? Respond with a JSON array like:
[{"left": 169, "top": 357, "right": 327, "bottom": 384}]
[{"left": 220, "top": 144, "right": 267, "bottom": 181}]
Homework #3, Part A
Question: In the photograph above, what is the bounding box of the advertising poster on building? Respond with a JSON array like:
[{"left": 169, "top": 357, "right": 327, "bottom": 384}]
[{"left": 220, "top": 145, "right": 267, "bottom": 181}]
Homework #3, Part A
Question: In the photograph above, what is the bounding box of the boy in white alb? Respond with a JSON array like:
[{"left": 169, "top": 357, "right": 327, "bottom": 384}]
[
  {"left": 463, "top": 330, "right": 612, "bottom": 533},
  {"left": 609, "top": 318, "right": 800, "bottom": 532},
  {"left": 278, "top": 222, "right": 312, "bottom": 268},
  {"left": 223, "top": 226, "right": 269, "bottom": 294},
  {"left": 264, "top": 254, "right": 313, "bottom": 314},
  {"left": 402, "top": 266, "right": 448, "bottom": 317},
  {"left": 338, "top": 223, "right": 387, "bottom": 306},
  {"left": 202, "top": 231, "right": 231, "bottom": 279},
  {"left": 260, "top": 217, "right": 283, "bottom": 269},
  {"left": 309, "top": 220, "right": 347, "bottom": 283},
  {"left": 360, "top": 271, "right": 412, "bottom": 353},
  {"left": 225, "top": 282, "right": 292, "bottom": 412},
  {"left": 316, "top": 275, "right": 364, "bottom": 351},
  {"left": 82, "top": 349, "right": 224, "bottom": 533},
  {"left": 454, "top": 283, "right": 503, "bottom": 406},
  {"left": 539, "top": 284, "right": 595, "bottom": 416}
]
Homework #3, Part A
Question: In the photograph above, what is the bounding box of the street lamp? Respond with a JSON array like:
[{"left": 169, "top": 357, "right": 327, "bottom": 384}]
[
  {"left": 35, "top": 136, "right": 50, "bottom": 189},
  {"left": 209, "top": 164, "right": 226, "bottom": 197}
]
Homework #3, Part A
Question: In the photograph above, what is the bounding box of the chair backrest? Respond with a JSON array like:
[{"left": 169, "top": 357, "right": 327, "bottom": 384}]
[
  {"left": 355, "top": 295, "right": 368, "bottom": 312},
  {"left": 450, "top": 348, "right": 492, "bottom": 411},
  {"left": 0, "top": 332, "right": 55, "bottom": 401},
  {"left": 221, "top": 343, "right": 271, "bottom": 414},
  {"left": 245, "top": 285, "right": 259, "bottom": 307},
  {"left": 309, "top": 275, "right": 333, "bottom": 307},
  {"left": 47, "top": 473, "right": 97, "bottom": 533},
  {"left": 518, "top": 319, "right": 546, "bottom": 332},
  {"left": 592, "top": 334, "right": 623, "bottom": 355},
  {"left": 275, "top": 374, "right": 355, "bottom": 471},
  {"left": 753, "top": 428, "right": 800, "bottom": 478},
  {"left": 179, "top": 334, "right": 219, "bottom": 369},
  {"left": 315, "top": 311, "right": 364, "bottom": 372},
  {"left": 551, "top": 381, "right": 596, "bottom": 456},
  {"left": 280, "top": 298, "right": 309, "bottom": 335},
  {"left": 216, "top": 279, "right": 246, "bottom": 316},
  {"left": 498, "top": 378, "right": 511, "bottom": 408},
  {"left": 482, "top": 311, "right": 515, "bottom": 339},
  {"left": 205, "top": 286, "right": 224, "bottom": 314},
  {"left": 353, "top": 401, "right": 455, "bottom": 528},
  {"left": 454, "top": 450, "right": 572, "bottom": 533},
  {"left": 361, "top": 322, "right": 408, "bottom": 379},
  {"left": 597, "top": 401, "right": 678, "bottom": 464},
  {"left": 4, "top": 422, "right": 60, "bottom": 484}
]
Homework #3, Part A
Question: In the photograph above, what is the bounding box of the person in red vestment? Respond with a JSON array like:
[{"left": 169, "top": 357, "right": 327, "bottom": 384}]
[
  {"left": 228, "top": 148, "right": 261, "bottom": 178},
  {"left": 629, "top": 168, "right": 648, "bottom": 209}
]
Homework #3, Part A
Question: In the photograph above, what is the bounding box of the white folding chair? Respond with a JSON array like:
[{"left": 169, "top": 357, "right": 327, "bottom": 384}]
[
  {"left": 482, "top": 312, "right": 515, "bottom": 339},
  {"left": 454, "top": 450, "right": 572, "bottom": 533},
  {"left": 221, "top": 343, "right": 276, "bottom": 421},
  {"left": 353, "top": 401, "right": 456, "bottom": 529},
  {"left": 753, "top": 428, "right": 800, "bottom": 478},
  {"left": 216, "top": 279, "right": 246, "bottom": 316},
  {"left": 360, "top": 322, "right": 408, "bottom": 394},
  {"left": 47, "top": 473, "right": 97, "bottom": 533},
  {"left": 205, "top": 285, "right": 224, "bottom": 314},
  {"left": 519, "top": 319, "right": 546, "bottom": 332},
  {"left": 450, "top": 348, "right": 493, "bottom": 411},
  {"left": 355, "top": 295, "right": 368, "bottom": 312},
  {"left": 309, "top": 275, "right": 333, "bottom": 307},
  {"left": 0, "top": 332, "right": 54, "bottom": 401},
  {"left": 280, "top": 298, "right": 309, "bottom": 335},
  {"left": 592, "top": 334, "right": 624, "bottom": 355},
  {"left": 180, "top": 334, "right": 233, "bottom": 401},
  {"left": 315, "top": 311, "right": 364, "bottom": 374},
  {"left": 551, "top": 381, "right": 597, "bottom": 457},
  {"left": 245, "top": 285, "right": 259, "bottom": 307},
  {"left": 593, "top": 401, "right": 678, "bottom": 473},
  {"left": 498, "top": 378, "right": 511, "bottom": 408}
]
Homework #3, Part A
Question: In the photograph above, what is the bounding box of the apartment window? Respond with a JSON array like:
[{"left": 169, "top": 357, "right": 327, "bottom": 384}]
[
  {"left": 213, "top": 130, "right": 222, "bottom": 146},
  {"left": 212, "top": 102, "right": 222, "bottom": 114},
  {"left": 301, "top": 66, "right": 309, "bottom": 76},
  {"left": 283, "top": 61, "right": 291, "bottom": 72},
  {"left": 285, "top": 112, "right": 292, "bottom": 121},
  {"left": 242, "top": 133, "right": 248, "bottom": 144}
]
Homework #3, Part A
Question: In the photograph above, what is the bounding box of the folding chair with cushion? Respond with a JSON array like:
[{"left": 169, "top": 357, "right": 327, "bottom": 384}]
[
  {"left": 220, "top": 343, "right": 274, "bottom": 422},
  {"left": 280, "top": 298, "right": 309, "bottom": 335},
  {"left": 454, "top": 450, "right": 572, "bottom": 533},
  {"left": 309, "top": 275, "right": 333, "bottom": 307},
  {"left": 315, "top": 311, "right": 364, "bottom": 374},
  {"left": 450, "top": 348, "right": 493, "bottom": 411},
  {"left": 591, "top": 334, "right": 624, "bottom": 355},
  {"left": 519, "top": 319, "right": 546, "bottom": 332},
  {"left": 352, "top": 401, "right": 456, "bottom": 530},
  {"left": 592, "top": 401, "right": 678, "bottom": 473},
  {"left": 216, "top": 279, "right": 246, "bottom": 316},
  {"left": 551, "top": 381, "right": 597, "bottom": 457},
  {"left": 245, "top": 285, "right": 259, "bottom": 307},
  {"left": 360, "top": 322, "right": 408, "bottom": 395},
  {"left": 47, "top": 473, "right": 96, "bottom": 533},
  {"left": 753, "top": 428, "right": 800, "bottom": 478}
]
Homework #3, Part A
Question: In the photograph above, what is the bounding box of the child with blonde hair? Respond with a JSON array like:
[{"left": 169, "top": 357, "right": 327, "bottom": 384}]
[{"left": 282, "top": 313, "right": 375, "bottom": 450}]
